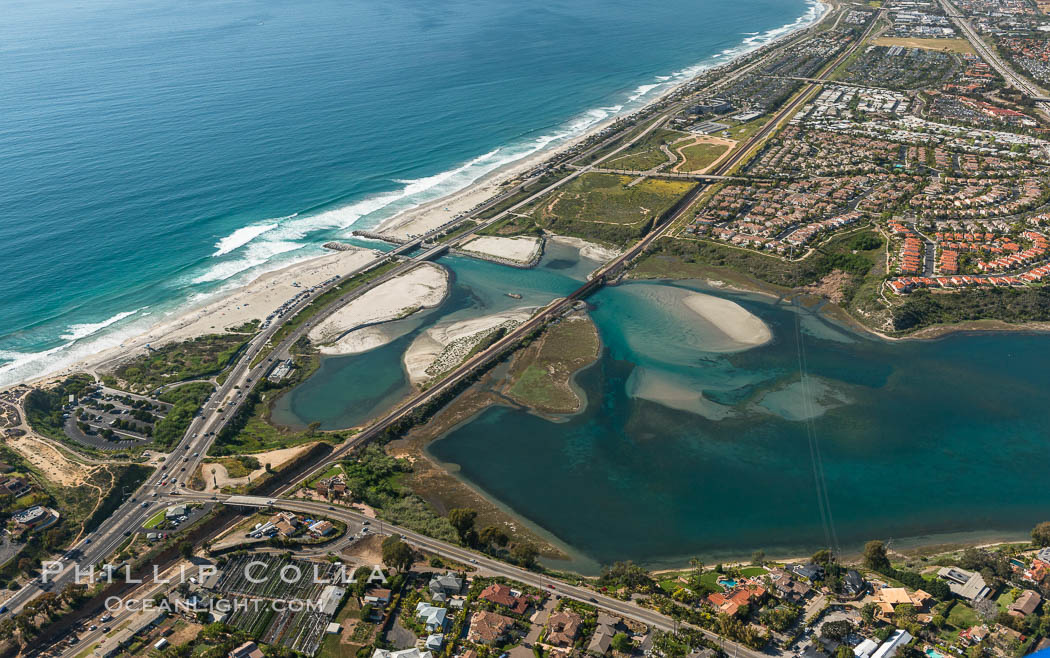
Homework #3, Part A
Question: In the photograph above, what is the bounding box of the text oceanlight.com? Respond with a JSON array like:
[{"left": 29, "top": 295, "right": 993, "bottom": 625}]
[{"left": 103, "top": 598, "right": 326, "bottom": 614}]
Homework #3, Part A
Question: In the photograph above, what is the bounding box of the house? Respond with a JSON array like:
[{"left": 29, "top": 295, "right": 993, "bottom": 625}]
[
  {"left": 373, "top": 649, "right": 433, "bottom": 658},
  {"left": 789, "top": 563, "right": 826, "bottom": 581},
  {"left": 546, "top": 610, "right": 583, "bottom": 648},
  {"left": 872, "top": 587, "right": 932, "bottom": 623},
  {"left": 166, "top": 505, "right": 188, "bottom": 520},
  {"left": 479, "top": 583, "right": 529, "bottom": 615},
  {"left": 364, "top": 588, "right": 392, "bottom": 605},
  {"left": 871, "top": 629, "right": 913, "bottom": 658},
  {"left": 1008, "top": 590, "right": 1041, "bottom": 617},
  {"left": 770, "top": 569, "right": 811, "bottom": 603},
  {"left": 0, "top": 477, "right": 31, "bottom": 497},
  {"left": 429, "top": 573, "right": 463, "bottom": 600},
  {"left": 588, "top": 613, "right": 620, "bottom": 655},
  {"left": 309, "top": 520, "right": 335, "bottom": 536},
  {"left": 854, "top": 638, "right": 880, "bottom": 658},
  {"left": 959, "top": 625, "right": 989, "bottom": 646},
  {"left": 416, "top": 602, "right": 449, "bottom": 632},
  {"left": 467, "top": 610, "right": 514, "bottom": 645},
  {"left": 843, "top": 570, "right": 867, "bottom": 596},
  {"left": 230, "top": 642, "right": 265, "bottom": 658},
  {"left": 424, "top": 634, "right": 444, "bottom": 651},
  {"left": 937, "top": 567, "right": 991, "bottom": 602}
]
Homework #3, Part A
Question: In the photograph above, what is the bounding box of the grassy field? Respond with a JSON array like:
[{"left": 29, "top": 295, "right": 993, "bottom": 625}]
[
  {"left": 727, "top": 116, "right": 770, "bottom": 142},
  {"left": 108, "top": 332, "right": 252, "bottom": 393},
  {"left": 505, "top": 315, "right": 600, "bottom": 413},
  {"left": 533, "top": 173, "right": 693, "bottom": 226},
  {"left": 603, "top": 128, "right": 689, "bottom": 171},
  {"left": 946, "top": 601, "right": 979, "bottom": 628},
  {"left": 871, "top": 36, "right": 975, "bottom": 55},
  {"left": 678, "top": 142, "right": 730, "bottom": 172},
  {"left": 486, "top": 172, "right": 695, "bottom": 246}
]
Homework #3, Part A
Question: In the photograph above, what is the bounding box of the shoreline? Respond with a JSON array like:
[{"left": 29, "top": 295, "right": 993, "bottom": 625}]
[
  {"left": 1, "top": 0, "right": 831, "bottom": 392},
  {"left": 373, "top": 0, "right": 833, "bottom": 241}
]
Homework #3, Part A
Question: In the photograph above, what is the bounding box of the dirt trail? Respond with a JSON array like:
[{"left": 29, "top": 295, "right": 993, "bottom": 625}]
[{"left": 672, "top": 135, "right": 736, "bottom": 173}]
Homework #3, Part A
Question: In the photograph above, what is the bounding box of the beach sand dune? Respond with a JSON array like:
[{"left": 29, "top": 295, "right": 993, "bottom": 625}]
[{"left": 309, "top": 262, "right": 449, "bottom": 355}]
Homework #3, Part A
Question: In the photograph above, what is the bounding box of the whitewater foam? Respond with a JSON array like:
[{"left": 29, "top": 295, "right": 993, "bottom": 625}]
[
  {"left": 0, "top": 0, "right": 829, "bottom": 389},
  {"left": 212, "top": 221, "right": 281, "bottom": 256},
  {"left": 60, "top": 309, "right": 141, "bottom": 341}
]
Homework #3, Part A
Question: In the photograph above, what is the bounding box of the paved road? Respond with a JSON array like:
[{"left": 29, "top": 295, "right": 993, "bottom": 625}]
[
  {"left": 13, "top": 7, "right": 861, "bottom": 653},
  {"left": 178, "top": 493, "right": 778, "bottom": 658}
]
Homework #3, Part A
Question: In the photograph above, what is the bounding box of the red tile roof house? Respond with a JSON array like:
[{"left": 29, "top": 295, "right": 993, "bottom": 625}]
[{"left": 479, "top": 583, "right": 529, "bottom": 615}]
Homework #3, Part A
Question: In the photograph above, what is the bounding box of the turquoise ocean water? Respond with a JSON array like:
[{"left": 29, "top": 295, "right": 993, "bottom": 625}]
[{"left": 0, "top": 0, "right": 819, "bottom": 385}]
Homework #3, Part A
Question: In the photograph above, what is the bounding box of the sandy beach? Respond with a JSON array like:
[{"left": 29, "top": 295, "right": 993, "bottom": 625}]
[
  {"left": 309, "top": 262, "right": 450, "bottom": 355},
  {"left": 403, "top": 307, "right": 536, "bottom": 385},
  {"left": 26, "top": 246, "right": 384, "bottom": 386},
  {"left": 682, "top": 292, "right": 773, "bottom": 350}
]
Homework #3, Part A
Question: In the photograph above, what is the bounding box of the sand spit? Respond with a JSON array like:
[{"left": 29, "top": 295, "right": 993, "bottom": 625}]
[
  {"left": 404, "top": 307, "right": 536, "bottom": 386},
  {"left": 309, "top": 262, "right": 449, "bottom": 355},
  {"left": 682, "top": 293, "right": 772, "bottom": 350},
  {"left": 459, "top": 235, "right": 543, "bottom": 266}
]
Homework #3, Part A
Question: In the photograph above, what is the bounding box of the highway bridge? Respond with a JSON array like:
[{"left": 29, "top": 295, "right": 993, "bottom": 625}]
[{"left": 16, "top": 5, "right": 872, "bottom": 655}]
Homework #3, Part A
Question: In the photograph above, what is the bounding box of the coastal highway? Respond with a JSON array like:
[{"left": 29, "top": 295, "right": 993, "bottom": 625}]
[{"left": 11, "top": 2, "right": 864, "bottom": 645}]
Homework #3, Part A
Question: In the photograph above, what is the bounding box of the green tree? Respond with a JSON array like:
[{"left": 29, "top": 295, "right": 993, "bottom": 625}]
[
  {"left": 611, "top": 633, "right": 633, "bottom": 653},
  {"left": 479, "top": 525, "right": 509, "bottom": 548},
  {"left": 863, "top": 540, "right": 890, "bottom": 572},
  {"left": 381, "top": 534, "right": 414, "bottom": 573},
  {"left": 812, "top": 549, "right": 834, "bottom": 566},
  {"left": 1032, "top": 521, "right": 1050, "bottom": 547},
  {"left": 511, "top": 542, "right": 539, "bottom": 569},
  {"left": 836, "top": 646, "right": 855, "bottom": 658},
  {"left": 179, "top": 541, "right": 194, "bottom": 559},
  {"left": 448, "top": 508, "right": 478, "bottom": 544}
]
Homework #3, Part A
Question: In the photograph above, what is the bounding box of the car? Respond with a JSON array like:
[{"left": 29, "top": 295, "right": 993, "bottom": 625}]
[
  {"left": 547, "top": 584, "right": 555, "bottom": 589},
  {"left": 362, "top": 520, "right": 370, "bottom": 525},
  {"left": 88, "top": 625, "right": 97, "bottom": 631},
  {"left": 180, "top": 467, "right": 186, "bottom": 471},
  {"left": 123, "top": 531, "right": 131, "bottom": 537},
  {"left": 469, "top": 559, "right": 477, "bottom": 564},
  {"left": 84, "top": 538, "right": 92, "bottom": 544},
  {"left": 328, "top": 506, "right": 335, "bottom": 510},
  {"left": 102, "top": 626, "right": 110, "bottom": 633},
  {"left": 140, "top": 502, "right": 148, "bottom": 508}
]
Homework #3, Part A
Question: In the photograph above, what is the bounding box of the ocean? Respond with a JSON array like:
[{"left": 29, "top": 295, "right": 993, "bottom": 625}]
[{"left": 0, "top": 0, "right": 819, "bottom": 386}]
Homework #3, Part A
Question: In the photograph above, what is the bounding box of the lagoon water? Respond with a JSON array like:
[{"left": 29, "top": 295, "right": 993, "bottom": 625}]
[
  {"left": 429, "top": 280, "right": 1050, "bottom": 568},
  {"left": 0, "top": 0, "right": 817, "bottom": 385},
  {"left": 272, "top": 240, "right": 1050, "bottom": 570}
]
